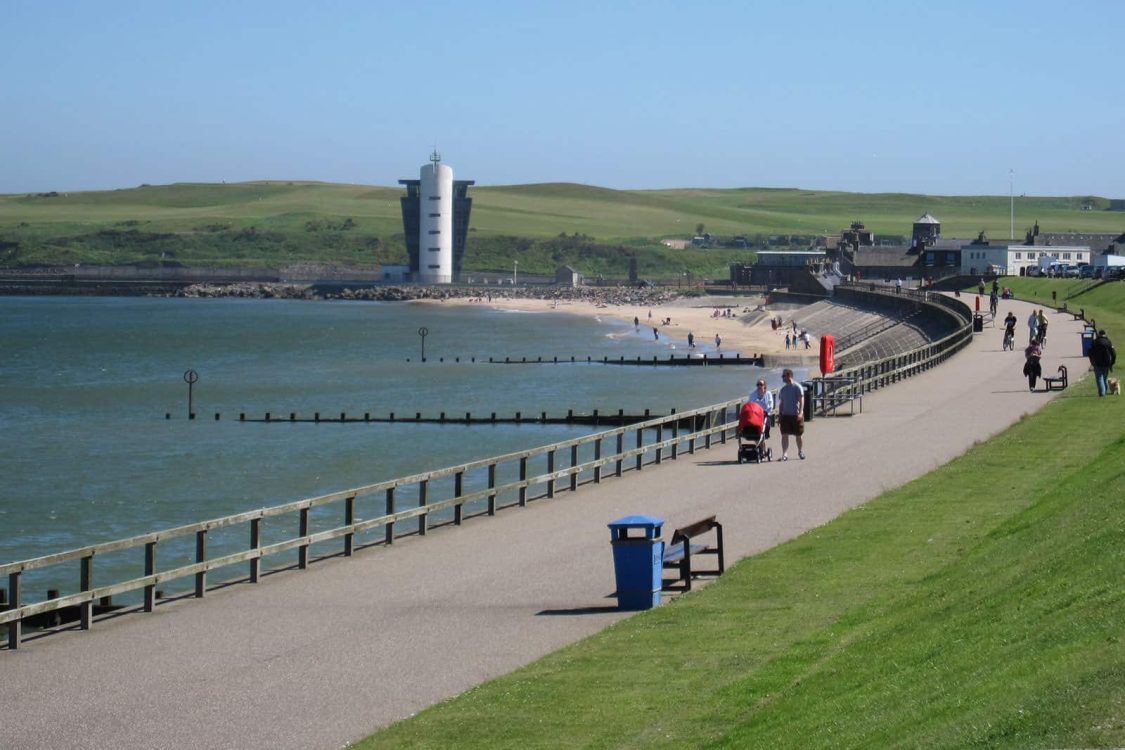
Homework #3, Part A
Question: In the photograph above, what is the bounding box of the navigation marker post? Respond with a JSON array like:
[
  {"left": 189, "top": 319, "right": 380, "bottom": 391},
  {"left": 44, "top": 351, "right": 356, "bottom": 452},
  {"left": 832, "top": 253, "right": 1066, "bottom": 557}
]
[
  {"left": 418, "top": 327, "right": 429, "bottom": 362},
  {"left": 184, "top": 369, "right": 199, "bottom": 420}
]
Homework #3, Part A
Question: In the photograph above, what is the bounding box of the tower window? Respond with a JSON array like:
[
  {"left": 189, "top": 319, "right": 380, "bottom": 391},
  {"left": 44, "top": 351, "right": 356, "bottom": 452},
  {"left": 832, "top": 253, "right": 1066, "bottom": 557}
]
[
  {"left": 429, "top": 247, "right": 441, "bottom": 251},
  {"left": 429, "top": 213, "right": 440, "bottom": 217},
  {"left": 427, "top": 264, "right": 440, "bottom": 269},
  {"left": 428, "top": 196, "right": 440, "bottom": 200},
  {"left": 428, "top": 230, "right": 440, "bottom": 234}
]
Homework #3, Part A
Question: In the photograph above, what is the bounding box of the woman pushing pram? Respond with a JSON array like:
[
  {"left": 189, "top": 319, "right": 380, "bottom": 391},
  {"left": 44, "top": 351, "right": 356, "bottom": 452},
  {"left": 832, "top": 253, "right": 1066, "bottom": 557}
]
[{"left": 737, "top": 382, "right": 774, "bottom": 463}]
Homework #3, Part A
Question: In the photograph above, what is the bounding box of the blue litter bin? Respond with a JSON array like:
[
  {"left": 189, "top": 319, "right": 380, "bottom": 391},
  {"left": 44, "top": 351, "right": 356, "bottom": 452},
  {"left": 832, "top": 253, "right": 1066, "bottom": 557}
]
[
  {"left": 608, "top": 515, "right": 664, "bottom": 610},
  {"left": 1081, "top": 327, "right": 1096, "bottom": 357}
]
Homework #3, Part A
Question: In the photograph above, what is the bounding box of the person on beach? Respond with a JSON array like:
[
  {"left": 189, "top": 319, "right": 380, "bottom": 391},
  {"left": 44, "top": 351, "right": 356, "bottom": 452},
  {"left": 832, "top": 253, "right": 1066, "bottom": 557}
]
[
  {"left": 785, "top": 333, "right": 791, "bottom": 350},
  {"left": 653, "top": 327, "right": 659, "bottom": 341},
  {"left": 748, "top": 378, "right": 775, "bottom": 440},
  {"left": 1088, "top": 329, "right": 1117, "bottom": 397},
  {"left": 687, "top": 331, "right": 695, "bottom": 349},
  {"left": 777, "top": 368, "right": 805, "bottom": 460},
  {"left": 1024, "top": 338, "right": 1043, "bottom": 391},
  {"left": 634, "top": 316, "right": 639, "bottom": 330},
  {"left": 714, "top": 333, "right": 722, "bottom": 349}
]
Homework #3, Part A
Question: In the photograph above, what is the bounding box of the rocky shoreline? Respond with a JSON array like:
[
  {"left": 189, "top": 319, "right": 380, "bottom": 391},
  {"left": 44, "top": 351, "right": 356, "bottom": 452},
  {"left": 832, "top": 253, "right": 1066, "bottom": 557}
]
[{"left": 171, "top": 282, "right": 684, "bottom": 306}]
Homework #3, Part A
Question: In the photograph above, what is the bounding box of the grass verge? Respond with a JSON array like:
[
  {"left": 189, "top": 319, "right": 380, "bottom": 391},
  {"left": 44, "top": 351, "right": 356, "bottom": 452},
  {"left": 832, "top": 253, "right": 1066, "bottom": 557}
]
[{"left": 354, "top": 308, "right": 1124, "bottom": 748}]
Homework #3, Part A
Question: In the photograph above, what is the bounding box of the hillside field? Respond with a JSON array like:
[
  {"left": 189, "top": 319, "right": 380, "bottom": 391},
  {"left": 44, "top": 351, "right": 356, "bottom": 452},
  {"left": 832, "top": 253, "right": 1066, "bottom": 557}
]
[{"left": 1, "top": 181, "right": 1122, "bottom": 278}]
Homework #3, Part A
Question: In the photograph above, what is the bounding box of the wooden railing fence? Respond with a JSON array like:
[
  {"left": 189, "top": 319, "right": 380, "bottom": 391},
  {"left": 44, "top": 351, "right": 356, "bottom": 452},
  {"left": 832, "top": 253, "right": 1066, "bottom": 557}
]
[
  {"left": 1, "top": 399, "right": 740, "bottom": 649},
  {"left": 1, "top": 288, "right": 974, "bottom": 650}
]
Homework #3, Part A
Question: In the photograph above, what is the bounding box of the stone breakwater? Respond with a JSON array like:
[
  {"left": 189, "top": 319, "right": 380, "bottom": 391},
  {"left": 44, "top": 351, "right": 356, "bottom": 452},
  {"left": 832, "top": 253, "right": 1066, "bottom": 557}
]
[{"left": 172, "top": 282, "right": 681, "bottom": 306}]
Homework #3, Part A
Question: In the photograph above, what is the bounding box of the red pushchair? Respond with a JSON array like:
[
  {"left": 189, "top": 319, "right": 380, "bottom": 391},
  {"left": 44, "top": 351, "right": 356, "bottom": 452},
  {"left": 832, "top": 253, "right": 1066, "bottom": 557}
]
[{"left": 736, "top": 401, "right": 773, "bottom": 464}]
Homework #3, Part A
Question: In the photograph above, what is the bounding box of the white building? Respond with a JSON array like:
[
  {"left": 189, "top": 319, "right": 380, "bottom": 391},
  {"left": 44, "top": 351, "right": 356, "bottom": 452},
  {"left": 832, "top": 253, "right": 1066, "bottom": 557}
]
[{"left": 960, "top": 243, "right": 1091, "bottom": 276}]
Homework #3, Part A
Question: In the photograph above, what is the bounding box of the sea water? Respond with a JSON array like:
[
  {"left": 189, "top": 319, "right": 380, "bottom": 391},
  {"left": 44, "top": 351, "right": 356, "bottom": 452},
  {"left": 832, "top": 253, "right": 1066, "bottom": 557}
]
[{"left": 1, "top": 296, "right": 766, "bottom": 597}]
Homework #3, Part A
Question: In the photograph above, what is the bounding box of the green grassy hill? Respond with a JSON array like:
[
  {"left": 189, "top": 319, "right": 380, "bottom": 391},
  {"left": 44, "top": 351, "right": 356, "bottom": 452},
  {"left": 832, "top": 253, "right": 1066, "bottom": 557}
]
[{"left": 2, "top": 181, "right": 1122, "bottom": 277}]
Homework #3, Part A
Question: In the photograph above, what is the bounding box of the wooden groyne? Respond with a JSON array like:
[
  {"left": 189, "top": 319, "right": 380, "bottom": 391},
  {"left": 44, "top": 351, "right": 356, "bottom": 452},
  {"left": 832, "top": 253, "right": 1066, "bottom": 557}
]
[{"left": 170, "top": 409, "right": 709, "bottom": 431}]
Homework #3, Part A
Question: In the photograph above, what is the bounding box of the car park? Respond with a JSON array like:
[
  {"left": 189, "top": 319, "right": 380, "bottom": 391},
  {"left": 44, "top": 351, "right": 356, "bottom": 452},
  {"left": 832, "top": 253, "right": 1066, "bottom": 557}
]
[
  {"left": 1063, "top": 265, "right": 1081, "bottom": 278},
  {"left": 1079, "top": 264, "right": 1095, "bottom": 278}
]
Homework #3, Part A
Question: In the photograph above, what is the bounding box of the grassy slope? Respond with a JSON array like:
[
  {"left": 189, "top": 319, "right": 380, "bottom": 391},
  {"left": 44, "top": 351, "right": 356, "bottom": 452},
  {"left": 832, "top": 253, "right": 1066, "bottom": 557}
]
[
  {"left": 354, "top": 289, "right": 1125, "bottom": 749},
  {"left": 2, "top": 182, "right": 1122, "bottom": 274}
]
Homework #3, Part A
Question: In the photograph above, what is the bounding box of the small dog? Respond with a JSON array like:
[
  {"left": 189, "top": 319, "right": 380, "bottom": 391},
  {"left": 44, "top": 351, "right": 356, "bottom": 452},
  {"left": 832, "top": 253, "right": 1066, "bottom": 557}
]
[{"left": 1109, "top": 377, "right": 1121, "bottom": 395}]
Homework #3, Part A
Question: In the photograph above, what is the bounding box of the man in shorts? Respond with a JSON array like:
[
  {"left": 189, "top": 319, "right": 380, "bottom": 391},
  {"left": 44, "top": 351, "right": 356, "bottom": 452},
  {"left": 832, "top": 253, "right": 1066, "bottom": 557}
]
[{"left": 777, "top": 368, "right": 806, "bottom": 460}]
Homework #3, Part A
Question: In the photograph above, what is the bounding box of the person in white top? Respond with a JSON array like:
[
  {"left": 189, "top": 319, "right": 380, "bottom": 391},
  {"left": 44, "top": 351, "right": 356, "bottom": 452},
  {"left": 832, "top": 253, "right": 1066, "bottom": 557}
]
[{"left": 748, "top": 379, "right": 774, "bottom": 439}]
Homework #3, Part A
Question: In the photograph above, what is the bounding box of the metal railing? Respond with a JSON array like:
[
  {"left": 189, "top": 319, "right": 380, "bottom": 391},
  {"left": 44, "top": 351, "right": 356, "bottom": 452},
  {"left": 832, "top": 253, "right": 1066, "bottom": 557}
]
[{"left": 1, "top": 398, "right": 741, "bottom": 649}]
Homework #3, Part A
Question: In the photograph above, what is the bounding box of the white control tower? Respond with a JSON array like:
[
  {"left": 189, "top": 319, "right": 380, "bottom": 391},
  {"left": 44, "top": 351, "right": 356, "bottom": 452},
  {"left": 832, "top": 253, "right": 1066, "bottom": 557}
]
[
  {"left": 399, "top": 152, "right": 473, "bottom": 284},
  {"left": 418, "top": 151, "right": 454, "bottom": 284}
]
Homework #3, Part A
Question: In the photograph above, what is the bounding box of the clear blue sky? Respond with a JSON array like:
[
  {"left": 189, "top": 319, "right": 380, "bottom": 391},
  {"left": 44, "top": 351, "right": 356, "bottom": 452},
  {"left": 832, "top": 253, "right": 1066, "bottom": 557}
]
[{"left": 3, "top": 0, "right": 1123, "bottom": 197}]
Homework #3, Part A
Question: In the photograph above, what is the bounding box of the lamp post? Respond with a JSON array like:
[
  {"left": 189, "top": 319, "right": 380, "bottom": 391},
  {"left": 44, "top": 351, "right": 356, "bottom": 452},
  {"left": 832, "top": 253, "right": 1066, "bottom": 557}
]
[{"left": 514, "top": 260, "right": 519, "bottom": 286}]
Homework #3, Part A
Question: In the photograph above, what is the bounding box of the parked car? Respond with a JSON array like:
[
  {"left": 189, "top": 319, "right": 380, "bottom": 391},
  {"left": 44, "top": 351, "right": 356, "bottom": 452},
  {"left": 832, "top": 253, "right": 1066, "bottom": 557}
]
[
  {"left": 1063, "top": 265, "right": 1081, "bottom": 278},
  {"left": 1106, "top": 267, "right": 1124, "bottom": 281},
  {"left": 1079, "top": 264, "right": 1095, "bottom": 278}
]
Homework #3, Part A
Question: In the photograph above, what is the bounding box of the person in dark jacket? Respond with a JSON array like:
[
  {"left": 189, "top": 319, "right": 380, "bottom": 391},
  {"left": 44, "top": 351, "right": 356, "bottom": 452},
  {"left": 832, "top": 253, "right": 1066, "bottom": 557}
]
[
  {"left": 1024, "top": 339, "right": 1043, "bottom": 391},
  {"left": 1088, "top": 329, "right": 1117, "bottom": 397}
]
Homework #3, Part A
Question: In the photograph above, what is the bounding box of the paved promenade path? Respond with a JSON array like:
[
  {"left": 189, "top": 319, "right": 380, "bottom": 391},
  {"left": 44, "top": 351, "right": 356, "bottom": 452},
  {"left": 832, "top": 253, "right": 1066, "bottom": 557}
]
[{"left": 2, "top": 299, "right": 1089, "bottom": 750}]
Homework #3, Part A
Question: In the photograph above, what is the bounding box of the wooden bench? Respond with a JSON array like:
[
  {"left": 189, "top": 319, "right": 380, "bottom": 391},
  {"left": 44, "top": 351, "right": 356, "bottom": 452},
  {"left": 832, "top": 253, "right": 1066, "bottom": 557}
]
[
  {"left": 662, "top": 516, "right": 724, "bottom": 592},
  {"left": 1044, "top": 365, "right": 1068, "bottom": 391}
]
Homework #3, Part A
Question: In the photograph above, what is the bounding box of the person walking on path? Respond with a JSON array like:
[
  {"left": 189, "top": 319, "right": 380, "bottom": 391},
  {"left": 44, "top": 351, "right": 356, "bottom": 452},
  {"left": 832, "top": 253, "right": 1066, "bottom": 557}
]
[
  {"left": 1027, "top": 310, "right": 1040, "bottom": 343},
  {"left": 1024, "top": 338, "right": 1043, "bottom": 391},
  {"left": 748, "top": 378, "right": 775, "bottom": 440},
  {"left": 777, "top": 368, "right": 805, "bottom": 460},
  {"left": 1088, "top": 329, "right": 1117, "bottom": 397}
]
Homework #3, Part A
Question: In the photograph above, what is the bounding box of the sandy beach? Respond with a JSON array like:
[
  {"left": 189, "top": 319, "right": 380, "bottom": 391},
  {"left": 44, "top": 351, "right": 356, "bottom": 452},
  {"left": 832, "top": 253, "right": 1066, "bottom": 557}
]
[{"left": 441, "top": 293, "right": 812, "bottom": 359}]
